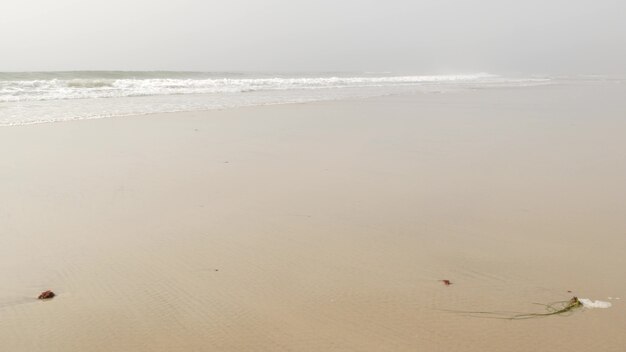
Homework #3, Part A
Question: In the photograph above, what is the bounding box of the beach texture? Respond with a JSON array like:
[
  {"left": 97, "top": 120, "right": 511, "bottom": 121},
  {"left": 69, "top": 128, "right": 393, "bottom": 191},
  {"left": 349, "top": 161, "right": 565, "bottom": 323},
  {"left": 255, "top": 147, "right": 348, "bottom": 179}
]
[{"left": 1, "top": 82, "right": 625, "bottom": 351}]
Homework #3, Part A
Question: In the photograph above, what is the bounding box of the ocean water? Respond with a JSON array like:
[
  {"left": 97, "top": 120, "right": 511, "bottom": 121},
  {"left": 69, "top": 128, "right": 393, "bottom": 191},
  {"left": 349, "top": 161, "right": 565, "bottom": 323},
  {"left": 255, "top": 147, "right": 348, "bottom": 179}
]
[{"left": 0, "top": 71, "right": 550, "bottom": 126}]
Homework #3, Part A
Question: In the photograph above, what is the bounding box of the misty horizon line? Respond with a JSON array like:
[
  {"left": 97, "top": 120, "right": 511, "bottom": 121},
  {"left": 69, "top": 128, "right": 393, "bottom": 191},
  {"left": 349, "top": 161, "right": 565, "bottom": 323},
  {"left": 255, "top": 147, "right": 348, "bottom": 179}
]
[{"left": 1, "top": 69, "right": 621, "bottom": 77}]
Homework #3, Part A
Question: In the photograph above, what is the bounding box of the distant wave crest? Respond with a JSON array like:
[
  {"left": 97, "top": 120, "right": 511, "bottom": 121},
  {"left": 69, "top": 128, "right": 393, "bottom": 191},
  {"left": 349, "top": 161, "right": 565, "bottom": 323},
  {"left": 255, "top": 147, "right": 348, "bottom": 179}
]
[{"left": 0, "top": 72, "right": 548, "bottom": 103}]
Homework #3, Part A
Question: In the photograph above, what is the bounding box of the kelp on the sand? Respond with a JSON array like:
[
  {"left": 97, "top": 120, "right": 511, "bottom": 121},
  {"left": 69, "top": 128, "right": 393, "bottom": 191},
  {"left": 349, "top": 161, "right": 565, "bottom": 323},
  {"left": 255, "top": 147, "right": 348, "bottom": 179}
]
[
  {"left": 453, "top": 297, "right": 584, "bottom": 320},
  {"left": 508, "top": 296, "right": 583, "bottom": 320}
]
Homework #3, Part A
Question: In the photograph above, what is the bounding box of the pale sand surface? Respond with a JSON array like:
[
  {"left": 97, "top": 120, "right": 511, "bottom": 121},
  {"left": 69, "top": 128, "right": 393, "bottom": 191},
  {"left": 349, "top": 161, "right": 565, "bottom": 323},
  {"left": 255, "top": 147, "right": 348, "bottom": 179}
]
[{"left": 1, "top": 82, "right": 625, "bottom": 351}]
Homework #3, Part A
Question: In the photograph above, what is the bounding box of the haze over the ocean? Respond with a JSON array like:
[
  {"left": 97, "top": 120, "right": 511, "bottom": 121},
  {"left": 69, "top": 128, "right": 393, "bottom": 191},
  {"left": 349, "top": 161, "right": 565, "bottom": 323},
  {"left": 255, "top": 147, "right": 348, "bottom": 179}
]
[{"left": 1, "top": 0, "right": 625, "bottom": 74}]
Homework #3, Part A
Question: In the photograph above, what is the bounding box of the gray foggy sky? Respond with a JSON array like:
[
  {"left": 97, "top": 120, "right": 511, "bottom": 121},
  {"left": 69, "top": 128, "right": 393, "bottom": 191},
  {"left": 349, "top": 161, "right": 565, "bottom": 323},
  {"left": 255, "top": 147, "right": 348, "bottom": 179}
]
[{"left": 1, "top": 0, "right": 625, "bottom": 74}]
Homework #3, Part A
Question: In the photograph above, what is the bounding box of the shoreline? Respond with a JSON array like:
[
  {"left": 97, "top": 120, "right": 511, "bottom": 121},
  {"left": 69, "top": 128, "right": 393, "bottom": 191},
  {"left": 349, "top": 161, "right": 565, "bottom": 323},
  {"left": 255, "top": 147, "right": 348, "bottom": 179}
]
[{"left": 0, "top": 94, "right": 381, "bottom": 128}]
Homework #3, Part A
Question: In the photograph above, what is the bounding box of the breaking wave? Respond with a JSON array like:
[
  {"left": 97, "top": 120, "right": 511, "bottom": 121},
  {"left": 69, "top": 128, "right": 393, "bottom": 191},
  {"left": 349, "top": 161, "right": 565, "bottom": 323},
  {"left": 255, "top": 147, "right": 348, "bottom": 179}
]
[
  {"left": 0, "top": 71, "right": 553, "bottom": 126},
  {"left": 0, "top": 72, "right": 548, "bottom": 103}
]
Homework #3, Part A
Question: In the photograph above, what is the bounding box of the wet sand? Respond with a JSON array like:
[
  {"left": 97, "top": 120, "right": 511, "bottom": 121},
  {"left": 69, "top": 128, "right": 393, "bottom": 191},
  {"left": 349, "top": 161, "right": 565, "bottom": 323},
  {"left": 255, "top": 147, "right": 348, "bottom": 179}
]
[{"left": 1, "top": 82, "right": 625, "bottom": 351}]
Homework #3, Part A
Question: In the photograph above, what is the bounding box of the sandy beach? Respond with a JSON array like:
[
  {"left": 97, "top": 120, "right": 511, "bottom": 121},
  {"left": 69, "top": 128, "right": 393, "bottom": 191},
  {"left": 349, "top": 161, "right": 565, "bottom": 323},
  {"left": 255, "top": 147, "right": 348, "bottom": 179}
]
[{"left": 1, "top": 82, "right": 625, "bottom": 351}]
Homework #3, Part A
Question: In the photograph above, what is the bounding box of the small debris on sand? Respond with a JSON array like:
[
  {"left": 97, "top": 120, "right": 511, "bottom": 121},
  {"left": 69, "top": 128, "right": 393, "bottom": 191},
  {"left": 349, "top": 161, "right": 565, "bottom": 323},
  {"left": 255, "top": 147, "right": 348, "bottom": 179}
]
[
  {"left": 441, "top": 280, "right": 452, "bottom": 286},
  {"left": 38, "top": 290, "right": 55, "bottom": 300}
]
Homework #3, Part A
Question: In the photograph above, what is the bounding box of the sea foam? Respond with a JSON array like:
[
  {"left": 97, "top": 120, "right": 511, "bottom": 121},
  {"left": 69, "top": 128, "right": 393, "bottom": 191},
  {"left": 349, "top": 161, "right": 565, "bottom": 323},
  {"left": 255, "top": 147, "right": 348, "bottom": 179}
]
[
  {"left": 578, "top": 298, "right": 612, "bottom": 309},
  {"left": 0, "top": 71, "right": 551, "bottom": 126}
]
